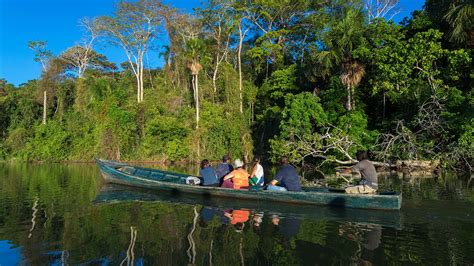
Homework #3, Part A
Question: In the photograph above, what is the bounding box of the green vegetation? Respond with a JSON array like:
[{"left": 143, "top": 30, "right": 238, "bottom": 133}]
[{"left": 0, "top": 0, "right": 472, "bottom": 172}]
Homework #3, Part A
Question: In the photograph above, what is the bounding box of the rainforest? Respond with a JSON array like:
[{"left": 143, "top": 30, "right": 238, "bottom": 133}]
[{"left": 0, "top": 0, "right": 472, "bottom": 173}]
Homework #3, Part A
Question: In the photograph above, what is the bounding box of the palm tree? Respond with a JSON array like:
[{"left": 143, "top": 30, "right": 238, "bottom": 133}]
[
  {"left": 443, "top": 0, "right": 474, "bottom": 46},
  {"left": 340, "top": 62, "right": 366, "bottom": 111},
  {"left": 311, "top": 7, "right": 366, "bottom": 111},
  {"left": 185, "top": 39, "right": 205, "bottom": 130},
  {"left": 159, "top": 45, "right": 172, "bottom": 68}
]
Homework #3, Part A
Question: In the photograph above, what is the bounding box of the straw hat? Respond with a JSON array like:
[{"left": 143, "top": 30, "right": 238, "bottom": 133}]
[{"left": 233, "top": 159, "right": 244, "bottom": 168}]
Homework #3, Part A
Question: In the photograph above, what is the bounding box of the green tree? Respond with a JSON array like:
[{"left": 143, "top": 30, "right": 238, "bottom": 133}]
[
  {"left": 310, "top": 7, "right": 367, "bottom": 111},
  {"left": 96, "top": 0, "right": 167, "bottom": 103},
  {"left": 443, "top": 0, "right": 474, "bottom": 46}
]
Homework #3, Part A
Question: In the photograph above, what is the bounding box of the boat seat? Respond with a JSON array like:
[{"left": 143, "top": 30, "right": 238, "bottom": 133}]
[
  {"left": 135, "top": 169, "right": 150, "bottom": 177},
  {"left": 150, "top": 172, "right": 165, "bottom": 179},
  {"left": 121, "top": 166, "right": 136, "bottom": 175},
  {"left": 150, "top": 172, "right": 181, "bottom": 183}
]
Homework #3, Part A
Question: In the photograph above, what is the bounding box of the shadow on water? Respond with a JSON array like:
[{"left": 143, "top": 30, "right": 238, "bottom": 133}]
[{"left": 328, "top": 197, "right": 346, "bottom": 208}]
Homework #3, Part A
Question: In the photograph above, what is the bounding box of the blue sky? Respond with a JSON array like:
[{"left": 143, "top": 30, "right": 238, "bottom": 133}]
[{"left": 0, "top": 0, "right": 425, "bottom": 86}]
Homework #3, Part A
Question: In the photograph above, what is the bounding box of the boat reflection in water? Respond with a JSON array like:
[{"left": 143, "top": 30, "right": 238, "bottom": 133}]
[
  {"left": 93, "top": 184, "right": 400, "bottom": 265},
  {"left": 94, "top": 184, "right": 402, "bottom": 229}
]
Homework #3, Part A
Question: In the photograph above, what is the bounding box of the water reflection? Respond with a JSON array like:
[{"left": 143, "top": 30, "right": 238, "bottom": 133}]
[
  {"left": 338, "top": 222, "right": 381, "bottom": 265},
  {"left": 121, "top": 226, "right": 138, "bottom": 266},
  {"left": 187, "top": 207, "right": 198, "bottom": 265},
  {"left": 95, "top": 184, "right": 403, "bottom": 229},
  {"left": 0, "top": 163, "right": 473, "bottom": 265},
  {"left": 28, "top": 197, "right": 39, "bottom": 239}
]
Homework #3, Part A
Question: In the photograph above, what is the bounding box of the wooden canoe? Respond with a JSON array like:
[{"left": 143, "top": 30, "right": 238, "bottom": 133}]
[{"left": 96, "top": 159, "right": 402, "bottom": 210}]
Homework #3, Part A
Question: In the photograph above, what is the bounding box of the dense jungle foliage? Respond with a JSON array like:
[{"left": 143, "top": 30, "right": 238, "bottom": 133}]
[{"left": 0, "top": 0, "right": 472, "bottom": 172}]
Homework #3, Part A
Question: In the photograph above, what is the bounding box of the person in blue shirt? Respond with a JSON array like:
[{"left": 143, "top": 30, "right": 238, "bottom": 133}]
[
  {"left": 267, "top": 156, "right": 302, "bottom": 192},
  {"left": 199, "top": 159, "right": 219, "bottom": 187},
  {"left": 215, "top": 155, "right": 234, "bottom": 185}
]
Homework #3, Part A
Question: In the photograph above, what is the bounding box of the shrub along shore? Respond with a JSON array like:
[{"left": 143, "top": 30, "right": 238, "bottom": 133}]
[{"left": 0, "top": 0, "right": 472, "bottom": 174}]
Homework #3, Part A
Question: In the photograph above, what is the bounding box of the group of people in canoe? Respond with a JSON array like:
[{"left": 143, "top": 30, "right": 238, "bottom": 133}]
[
  {"left": 199, "top": 155, "right": 302, "bottom": 192},
  {"left": 200, "top": 150, "right": 378, "bottom": 194}
]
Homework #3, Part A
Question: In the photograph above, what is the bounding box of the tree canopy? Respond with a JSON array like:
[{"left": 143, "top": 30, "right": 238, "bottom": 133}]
[{"left": 0, "top": 0, "right": 472, "bottom": 173}]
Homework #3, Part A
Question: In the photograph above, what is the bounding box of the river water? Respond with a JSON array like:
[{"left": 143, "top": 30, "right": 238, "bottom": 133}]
[{"left": 0, "top": 163, "right": 473, "bottom": 265}]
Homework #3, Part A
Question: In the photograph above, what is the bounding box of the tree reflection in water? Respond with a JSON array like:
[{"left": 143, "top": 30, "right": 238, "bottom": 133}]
[
  {"left": 187, "top": 206, "right": 198, "bottom": 265},
  {"left": 28, "top": 197, "right": 39, "bottom": 239},
  {"left": 338, "top": 222, "right": 382, "bottom": 265},
  {"left": 0, "top": 163, "right": 473, "bottom": 265},
  {"left": 120, "top": 226, "right": 137, "bottom": 266}
]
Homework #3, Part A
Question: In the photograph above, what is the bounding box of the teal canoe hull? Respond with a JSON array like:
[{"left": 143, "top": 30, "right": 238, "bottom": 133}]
[{"left": 96, "top": 159, "right": 402, "bottom": 210}]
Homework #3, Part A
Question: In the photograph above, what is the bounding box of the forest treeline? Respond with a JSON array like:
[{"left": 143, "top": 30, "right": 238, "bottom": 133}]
[{"left": 0, "top": 0, "right": 472, "bottom": 172}]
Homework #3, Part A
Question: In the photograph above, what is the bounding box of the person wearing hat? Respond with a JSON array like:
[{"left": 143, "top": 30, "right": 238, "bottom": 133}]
[
  {"left": 215, "top": 155, "right": 234, "bottom": 185},
  {"left": 221, "top": 159, "right": 250, "bottom": 189}
]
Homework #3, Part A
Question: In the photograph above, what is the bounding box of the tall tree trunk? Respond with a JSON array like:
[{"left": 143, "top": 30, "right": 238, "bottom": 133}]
[
  {"left": 197, "top": 137, "right": 200, "bottom": 159},
  {"left": 238, "top": 23, "right": 244, "bottom": 114},
  {"left": 42, "top": 90, "right": 47, "bottom": 125},
  {"left": 351, "top": 87, "right": 356, "bottom": 110},
  {"left": 346, "top": 85, "right": 352, "bottom": 111},
  {"left": 195, "top": 74, "right": 199, "bottom": 129},
  {"left": 136, "top": 73, "right": 141, "bottom": 103},
  {"left": 212, "top": 54, "right": 220, "bottom": 94},
  {"left": 140, "top": 61, "right": 144, "bottom": 102}
]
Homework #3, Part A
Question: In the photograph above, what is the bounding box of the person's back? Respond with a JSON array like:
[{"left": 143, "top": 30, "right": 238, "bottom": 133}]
[
  {"left": 199, "top": 159, "right": 219, "bottom": 186},
  {"left": 200, "top": 166, "right": 219, "bottom": 186},
  {"left": 250, "top": 157, "right": 264, "bottom": 186},
  {"left": 353, "top": 159, "right": 377, "bottom": 189},
  {"left": 344, "top": 150, "right": 378, "bottom": 194},
  {"left": 215, "top": 155, "right": 233, "bottom": 180},
  {"left": 221, "top": 159, "right": 249, "bottom": 189},
  {"left": 275, "top": 164, "right": 301, "bottom": 191},
  {"left": 231, "top": 168, "right": 250, "bottom": 189},
  {"left": 216, "top": 162, "right": 232, "bottom": 178}
]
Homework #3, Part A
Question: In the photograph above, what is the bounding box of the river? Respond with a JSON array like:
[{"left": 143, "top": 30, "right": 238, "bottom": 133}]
[{"left": 0, "top": 163, "right": 473, "bottom": 265}]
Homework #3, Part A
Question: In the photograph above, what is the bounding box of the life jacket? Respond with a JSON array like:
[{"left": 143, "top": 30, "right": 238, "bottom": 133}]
[
  {"left": 231, "top": 168, "right": 249, "bottom": 189},
  {"left": 230, "top": 209, "right": 250, "bottom": 224}
]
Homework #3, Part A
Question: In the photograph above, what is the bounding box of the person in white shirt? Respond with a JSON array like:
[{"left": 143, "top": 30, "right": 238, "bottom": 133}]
[{"left": 250, "top": 157, "right": 264, "bottom": 186}]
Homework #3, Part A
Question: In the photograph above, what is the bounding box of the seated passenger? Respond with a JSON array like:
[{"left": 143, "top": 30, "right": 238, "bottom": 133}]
[
  {"left": 267, "top": 156, "right": 302, "bottom": 192},
  {"left": 249, "top": 157, "right": 264, "bottom": 186},
  {"left": 215, "top": 155, "right": 234, "bottom": 185},
  {"left": 199, "top": 159, "right": 219, "bottom": 187},
  {"left": 221, "top": 159, "right": 249, "bottom": 189},
  {"left": 341, "top": 150, "right": 378, "bottom": 194}
]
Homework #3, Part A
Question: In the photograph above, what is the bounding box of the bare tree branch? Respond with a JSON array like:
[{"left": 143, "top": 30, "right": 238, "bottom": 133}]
[{"left": 364, "top": 0, "right": 401, "bottom": 23}]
